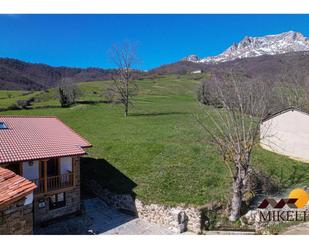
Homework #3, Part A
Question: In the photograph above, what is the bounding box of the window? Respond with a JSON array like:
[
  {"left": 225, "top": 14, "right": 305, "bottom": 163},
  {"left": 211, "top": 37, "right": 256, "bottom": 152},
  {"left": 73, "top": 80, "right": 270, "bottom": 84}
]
[
  {"left": 0, "top": 122, "right": 7, "bottom": 129},
  {"left": 49, "top": 193, "right": 66, "bottom": 210}
]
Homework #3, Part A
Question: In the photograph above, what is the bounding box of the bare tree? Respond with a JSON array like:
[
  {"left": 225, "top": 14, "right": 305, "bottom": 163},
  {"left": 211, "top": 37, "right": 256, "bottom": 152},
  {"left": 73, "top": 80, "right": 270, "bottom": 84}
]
[
  {"left": 58, "top": 78, "right": 80, "bottom": 108},
  {"left": 109, "top": 41, "right": 138, "bottom": 117},
  {"left": 104, "top": 85, "right": 117, "bottom": 103},
  {"left": 275, "top": 71, "right": 309, "bottom": 111},
  {"left": 196, "top": 74, "right": 274, "bottom": 221}
]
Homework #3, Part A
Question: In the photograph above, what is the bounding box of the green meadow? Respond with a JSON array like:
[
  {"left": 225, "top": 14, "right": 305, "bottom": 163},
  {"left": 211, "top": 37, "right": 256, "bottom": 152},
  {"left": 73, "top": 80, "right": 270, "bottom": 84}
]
[{"left": 1, "top": 74, "right": 309, "bottom": 206}]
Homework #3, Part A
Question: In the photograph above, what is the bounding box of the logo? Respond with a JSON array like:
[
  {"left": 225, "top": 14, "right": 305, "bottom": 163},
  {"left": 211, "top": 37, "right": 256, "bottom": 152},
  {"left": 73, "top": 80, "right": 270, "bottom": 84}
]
[
  {"left": 288, "top": 188, "right": 309, "bottom": 208},
  {"left": 257, "top": 188, "right": 309, "bottom": 222}
]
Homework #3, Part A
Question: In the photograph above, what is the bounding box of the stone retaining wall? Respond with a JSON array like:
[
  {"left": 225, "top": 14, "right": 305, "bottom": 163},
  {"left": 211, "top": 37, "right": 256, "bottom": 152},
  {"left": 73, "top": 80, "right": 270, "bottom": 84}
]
[
  {"left": 135, "top": 199, "right": 202, "bottom": 233},
  {"left": 88, "top": 180, "right": 217, "bottom": 233}
]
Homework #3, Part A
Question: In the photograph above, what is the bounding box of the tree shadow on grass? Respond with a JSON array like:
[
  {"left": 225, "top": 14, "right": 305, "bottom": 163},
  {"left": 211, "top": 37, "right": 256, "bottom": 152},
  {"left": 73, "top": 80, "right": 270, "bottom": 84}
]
[
  {"left": 76, "top": 100, "right": 112, "bottom": 105},
  {"left": 32, "top": 100, "right": 113, "bottom": 110},
  {"left": 130, "top": 111, "right": 189, "bottom": 117},
  {"left": 80, "top": 157, "right": 137, "bottom": 200}
]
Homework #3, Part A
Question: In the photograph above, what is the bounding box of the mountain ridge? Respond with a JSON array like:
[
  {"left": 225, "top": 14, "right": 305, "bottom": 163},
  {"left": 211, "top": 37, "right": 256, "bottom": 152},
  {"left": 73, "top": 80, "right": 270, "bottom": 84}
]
[
  {"left": 2, "top": 31, "right": 309, "bottom": 90},
  {"left": 151, "top": 51, "right": 309, "bottom": 82},
  {"left": 183, "top": 31, "right": 309, "bottom": 64},
  {"left": 0, "top": 57, "right": 121, "bottom": 90}
]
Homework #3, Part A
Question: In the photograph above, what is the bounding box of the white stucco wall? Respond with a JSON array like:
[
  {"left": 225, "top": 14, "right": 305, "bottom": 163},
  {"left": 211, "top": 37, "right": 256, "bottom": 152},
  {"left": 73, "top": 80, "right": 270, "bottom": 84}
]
[
  {"left": 21, "top": 157, "right": 72, "bottom": 181},
  {"left": 24, "top": 192, "right": 33, "bottom": 206},
  {"left": 260, "top": 109, "right": 309, "bottom": 162},
  {"left": 60, "top": 157, "right": 72, "bottom": 174},
  {"left": 22, "top": 161, "right": 39, "bottom": 180}
]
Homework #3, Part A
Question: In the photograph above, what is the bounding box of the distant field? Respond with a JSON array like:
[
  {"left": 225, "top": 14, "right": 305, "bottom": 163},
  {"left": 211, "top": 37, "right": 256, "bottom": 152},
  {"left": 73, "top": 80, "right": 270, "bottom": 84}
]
[
  {"left": 0, "top": 90, "right": 41, "bottom": 110},
  {"left": 1, "top": 74, "right": 309, "bottom": 206}
]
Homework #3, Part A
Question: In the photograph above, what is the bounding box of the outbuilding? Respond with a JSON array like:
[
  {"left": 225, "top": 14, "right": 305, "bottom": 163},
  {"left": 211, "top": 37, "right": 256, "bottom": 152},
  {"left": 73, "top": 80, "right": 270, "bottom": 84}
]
[
  {"left": 0, "top": 167, "right": 36, "bottom": 234},
  {"left": 260, "top": 107, "right": 309, "bottom": 162}
]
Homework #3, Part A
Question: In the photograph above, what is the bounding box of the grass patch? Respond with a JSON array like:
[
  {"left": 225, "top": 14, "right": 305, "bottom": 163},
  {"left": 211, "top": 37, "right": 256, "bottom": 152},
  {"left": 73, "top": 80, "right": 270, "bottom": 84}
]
[{"left": 0, "top": 90, "right": 40, "bottom": 110}]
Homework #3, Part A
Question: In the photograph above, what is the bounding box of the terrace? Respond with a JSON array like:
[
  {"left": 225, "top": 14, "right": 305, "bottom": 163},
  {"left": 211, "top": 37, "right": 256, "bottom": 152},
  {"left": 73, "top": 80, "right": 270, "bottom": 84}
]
[{"left": 2, "top": 157, "right": 76, "bottom": 195}]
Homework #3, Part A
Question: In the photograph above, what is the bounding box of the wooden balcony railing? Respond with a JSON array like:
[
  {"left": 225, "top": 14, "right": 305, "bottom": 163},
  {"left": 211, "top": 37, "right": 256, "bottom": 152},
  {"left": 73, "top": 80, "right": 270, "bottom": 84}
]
[{"left": 32, "top": 173, "right": 74, "bottom": 194}]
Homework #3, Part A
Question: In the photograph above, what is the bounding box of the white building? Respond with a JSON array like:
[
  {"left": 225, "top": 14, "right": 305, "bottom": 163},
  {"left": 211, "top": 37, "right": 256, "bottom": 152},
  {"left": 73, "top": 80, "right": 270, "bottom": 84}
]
[
  {"left": 190, "top": 70, "right": 202, "bottom": 74},
  {"left": 260, "top": 107, "right": 309, "bottom": 162}
]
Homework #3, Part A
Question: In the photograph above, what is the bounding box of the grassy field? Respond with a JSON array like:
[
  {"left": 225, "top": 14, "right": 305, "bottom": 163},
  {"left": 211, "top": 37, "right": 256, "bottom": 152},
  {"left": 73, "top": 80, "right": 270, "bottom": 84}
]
[
  {"left": 1, "top": 74, "right": 309, "bottom": 206},
  {"left": 0, "top": 90, "right": 40, "bottom": 110}
]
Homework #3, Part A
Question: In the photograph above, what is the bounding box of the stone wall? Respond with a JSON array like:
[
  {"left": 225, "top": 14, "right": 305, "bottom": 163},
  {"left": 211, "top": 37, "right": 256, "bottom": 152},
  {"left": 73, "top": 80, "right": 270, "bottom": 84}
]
[
  {"left": 135, "top": 200, "right": 203, "bottom": 233},
  {"left": 33, "top": 156, "right": 81, "bottom": 224},
  {"left": 89, "top": 180, "right": 137, "bottom": 212},
  {"left": 88, "top": 180, "right": 213, "bottom": 233},
  {"left": 33, "top": 187, "right": 81, "bottom": 224},
  {"left": 0, "top": 199, "right": 33, "bottom": 235}
]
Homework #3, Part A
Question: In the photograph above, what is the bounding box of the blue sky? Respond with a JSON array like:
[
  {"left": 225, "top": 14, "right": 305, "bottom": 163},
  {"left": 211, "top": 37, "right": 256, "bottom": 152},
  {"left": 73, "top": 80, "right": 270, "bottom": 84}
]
[{"left": 0, "top": 14, "right": 309, "bottom": 70}]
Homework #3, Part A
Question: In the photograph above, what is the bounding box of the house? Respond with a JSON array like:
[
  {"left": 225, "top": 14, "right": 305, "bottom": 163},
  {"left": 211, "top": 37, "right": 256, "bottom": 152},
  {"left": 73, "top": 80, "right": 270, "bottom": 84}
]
[
  {"left": 190, "top": 70, "right": 202, "bottom": 74},
  {"left": 260, "top": 107, "right": 309, "bottom": 162},
  {"left": 0, "top": 116, "right": 91, "bottom": 234}
]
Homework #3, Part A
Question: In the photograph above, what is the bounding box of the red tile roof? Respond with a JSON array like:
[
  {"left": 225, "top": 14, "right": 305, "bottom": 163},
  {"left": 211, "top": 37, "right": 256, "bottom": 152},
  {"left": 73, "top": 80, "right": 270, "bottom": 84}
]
[
  {"left": 0, "top": 116, "right": 91, "bottom": 164},
  {"left": 0, "top": 167, "right": 36, "bottom": 208}
]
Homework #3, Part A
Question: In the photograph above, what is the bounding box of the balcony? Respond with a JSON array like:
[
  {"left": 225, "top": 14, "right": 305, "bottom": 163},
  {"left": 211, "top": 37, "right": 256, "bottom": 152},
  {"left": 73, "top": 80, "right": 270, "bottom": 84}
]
[{"left": 32, "top": 173, "right": 74, "bottom": 194}]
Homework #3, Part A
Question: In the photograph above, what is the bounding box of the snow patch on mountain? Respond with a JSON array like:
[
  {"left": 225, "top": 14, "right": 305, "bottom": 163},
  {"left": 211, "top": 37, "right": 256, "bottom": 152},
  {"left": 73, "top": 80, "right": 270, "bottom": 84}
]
[{"left": 184, "top": 31, "right": 309, "bottom": 64}]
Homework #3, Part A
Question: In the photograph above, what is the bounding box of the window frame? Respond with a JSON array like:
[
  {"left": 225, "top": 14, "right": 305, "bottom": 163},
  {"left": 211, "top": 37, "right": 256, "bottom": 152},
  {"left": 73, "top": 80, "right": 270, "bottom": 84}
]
[{"left": 49, "top": 192, "right": 66, "bottom": 210}]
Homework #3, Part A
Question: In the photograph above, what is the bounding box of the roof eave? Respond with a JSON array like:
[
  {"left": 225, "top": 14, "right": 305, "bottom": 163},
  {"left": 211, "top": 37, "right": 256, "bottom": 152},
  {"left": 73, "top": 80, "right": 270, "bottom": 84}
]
[
  {"left": 0, "top": 186, "right": 36, "bottom": 209},
  {"left": 261, "top": 106, "right": 309, "bottom": 123},
  {"left": 0, "top": 151, "right": 88, "bottom": 165}
]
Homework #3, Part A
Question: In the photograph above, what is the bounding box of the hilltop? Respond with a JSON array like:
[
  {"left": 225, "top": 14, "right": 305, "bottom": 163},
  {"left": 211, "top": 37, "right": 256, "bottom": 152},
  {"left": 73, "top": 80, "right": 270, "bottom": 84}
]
[{"left": 0, "top": 58, "right": 118, "bottom": 90}]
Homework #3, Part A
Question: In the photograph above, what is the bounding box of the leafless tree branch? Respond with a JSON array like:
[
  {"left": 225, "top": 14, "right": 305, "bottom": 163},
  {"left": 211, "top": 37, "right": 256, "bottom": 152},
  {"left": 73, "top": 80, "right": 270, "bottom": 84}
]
[
  {"left": 197, "top": 73, "right": 275, "bottom": 221},
  {"left": 108, "top": 41, "right": 138, "bottom": 117}
]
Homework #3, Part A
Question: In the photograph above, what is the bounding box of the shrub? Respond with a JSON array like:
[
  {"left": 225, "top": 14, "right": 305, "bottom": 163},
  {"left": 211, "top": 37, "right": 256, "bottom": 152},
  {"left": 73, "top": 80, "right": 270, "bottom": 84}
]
[
  {"left": 58, "top": 79, "right": 80, "bottom": 107},
  {"left": 8, "top": 97, "right": 35, "bottom": 110}
]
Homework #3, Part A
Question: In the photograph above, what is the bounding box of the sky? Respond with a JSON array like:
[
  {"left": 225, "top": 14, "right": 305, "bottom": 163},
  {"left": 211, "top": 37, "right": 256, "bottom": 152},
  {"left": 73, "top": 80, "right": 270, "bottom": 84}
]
[{"left": 0, "top": 14, "right": 309, "bottom": 70}]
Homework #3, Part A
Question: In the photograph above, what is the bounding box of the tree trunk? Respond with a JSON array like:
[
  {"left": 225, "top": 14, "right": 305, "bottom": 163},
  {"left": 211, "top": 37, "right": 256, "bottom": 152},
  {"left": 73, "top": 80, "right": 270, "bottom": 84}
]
[
  {"left": 229, "top": 167, "right": 243, "bottom": 222},
  {"left": 124, "top": 80, "right": 129, "bottom": 117},
  {"left": 124, "top": 103, "right": 128, "bottom": 117}
]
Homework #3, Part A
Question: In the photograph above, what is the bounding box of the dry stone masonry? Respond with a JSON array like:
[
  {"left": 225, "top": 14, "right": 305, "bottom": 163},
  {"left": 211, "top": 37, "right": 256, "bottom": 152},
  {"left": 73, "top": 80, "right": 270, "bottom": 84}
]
[
  {"left": 88, "top": 179, "right": 220, "bottom": 234},
  {"left": 0, "top": 199, "right": 33, "bottom": 235},
  {"left": 135, "top": 200, "right": 202, "bottom": 233}
]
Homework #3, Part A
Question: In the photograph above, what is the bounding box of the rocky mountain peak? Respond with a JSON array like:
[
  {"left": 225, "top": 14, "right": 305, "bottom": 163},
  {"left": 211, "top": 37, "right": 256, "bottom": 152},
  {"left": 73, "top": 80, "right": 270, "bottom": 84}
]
[
  {"left": 186, "top": 31, "right": 309, "bottom": 64},
  {"left": 182, "top": 54, "right": 200, "bottom": 62}
]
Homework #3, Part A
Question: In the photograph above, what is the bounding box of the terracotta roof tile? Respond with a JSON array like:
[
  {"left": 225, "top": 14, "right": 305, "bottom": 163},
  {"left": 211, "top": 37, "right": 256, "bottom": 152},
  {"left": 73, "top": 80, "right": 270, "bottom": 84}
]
[
  {"left": 0, "top": 167, "right": 36, "bottom": 207},
  {"left": 0, "top": 116, "right": 91, "bottom": 164}
]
